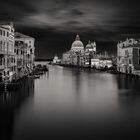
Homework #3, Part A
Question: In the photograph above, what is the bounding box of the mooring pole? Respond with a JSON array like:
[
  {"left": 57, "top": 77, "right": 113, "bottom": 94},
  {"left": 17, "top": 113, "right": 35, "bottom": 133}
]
[{"left": 4, "top": 80, "right": 7, "bottom": 93}]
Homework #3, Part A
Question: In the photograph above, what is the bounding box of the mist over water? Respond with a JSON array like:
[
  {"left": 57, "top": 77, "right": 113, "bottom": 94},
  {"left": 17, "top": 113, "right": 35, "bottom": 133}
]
[{"left": 1, "top": 65, "right": 140, "bottom": 140}]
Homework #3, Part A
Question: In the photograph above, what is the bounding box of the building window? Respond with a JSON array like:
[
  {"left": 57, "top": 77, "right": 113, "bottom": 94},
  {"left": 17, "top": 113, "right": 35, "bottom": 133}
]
[
  {"left": 129, "top": 59, "right": 132, "bottom": 64},
  {"left": 125, "top": 50, "right": 129, "bottom": 56},
  {"left": 17, "top": 49, "right": 19, "bottom": 55},
  {"left": 138, "top": 59, "right": 140, "bottom": 65},
  {"left": 0, "top": 57, "right": 2, "bottom": 65},
  {"left": 138, "top": 49, "right": 140, "bottom": 56},
  {"left": 21, "top": 50, "right": 23, "bottom": 55},
  {"left": 3, "top": 30, "right": 5, "bottom": 36},
  {"left": 7, "top": 32, "right": 9, "bottom": 37},
  {"left": 0, "top": 29, "right": 2, "bottom": 35}
]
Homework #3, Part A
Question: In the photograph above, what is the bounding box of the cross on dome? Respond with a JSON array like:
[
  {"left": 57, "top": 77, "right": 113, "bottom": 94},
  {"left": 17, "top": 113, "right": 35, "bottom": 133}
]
[{"left": 76, "top": 34, "right": 80, "bottom": 41}]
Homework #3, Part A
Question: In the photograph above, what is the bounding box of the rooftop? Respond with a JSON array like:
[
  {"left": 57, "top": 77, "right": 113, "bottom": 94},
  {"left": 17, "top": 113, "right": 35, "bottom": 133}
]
[{"left": 15, "top": 32, "right": 34, "bottom": 40}]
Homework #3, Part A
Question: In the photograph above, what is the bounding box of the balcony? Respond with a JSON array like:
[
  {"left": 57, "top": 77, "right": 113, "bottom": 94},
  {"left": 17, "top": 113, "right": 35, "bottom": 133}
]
[
  {"left": 0, "top": 51, "right": 7, "bottom": 55},
  {"left": 0, "top": 65, "right": 4, "bottom": 70}
]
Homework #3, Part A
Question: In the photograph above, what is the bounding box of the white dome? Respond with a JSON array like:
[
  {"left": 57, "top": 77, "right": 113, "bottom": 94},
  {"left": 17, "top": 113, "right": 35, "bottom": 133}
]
[
  {"left": 72, "top": 40, "right": 84, "bottom": 48},
  {"left": 71, "top": 35, "right": 84, "bottom": 52},
  {"left": 86, "top": 41, "right": 96, "bottom": 52},
  {"left": 86, "top": 44, "right": 93, "bottom": 49}
]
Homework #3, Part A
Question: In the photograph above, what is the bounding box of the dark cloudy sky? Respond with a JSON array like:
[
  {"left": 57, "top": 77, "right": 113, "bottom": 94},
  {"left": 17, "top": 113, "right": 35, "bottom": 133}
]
[{"left": 0, "top": 0, "right": 140, "bottom": 59}]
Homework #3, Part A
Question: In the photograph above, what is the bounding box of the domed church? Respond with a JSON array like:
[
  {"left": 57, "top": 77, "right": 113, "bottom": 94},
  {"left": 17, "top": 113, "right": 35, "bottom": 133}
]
[
  {"left": 62, "top": 34, "right": 97, "bottom": 67},
  {"left": 71, "top": 35, "right": 84, "bottom": 53}
]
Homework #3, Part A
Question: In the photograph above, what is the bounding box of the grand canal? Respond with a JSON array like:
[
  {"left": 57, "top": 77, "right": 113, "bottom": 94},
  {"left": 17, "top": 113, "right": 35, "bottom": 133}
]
[{"left": 1, "top": 65, "right": 140, "bottom": 140}]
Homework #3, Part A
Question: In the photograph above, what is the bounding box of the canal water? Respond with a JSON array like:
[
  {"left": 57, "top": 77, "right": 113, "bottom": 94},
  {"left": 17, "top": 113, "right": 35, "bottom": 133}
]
[{"left": 1, "top": 65, "right": 140, "bottom": 140}]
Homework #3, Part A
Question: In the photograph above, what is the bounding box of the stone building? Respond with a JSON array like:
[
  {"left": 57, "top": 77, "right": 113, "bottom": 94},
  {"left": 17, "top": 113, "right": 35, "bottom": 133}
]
[
  {"left": 15, "top": 32, "right": 35, "bottom": 74},
  {"left": 62, "top": 35, "right": 95, "bottom": 67},
  {"left": 0, "top": 23, "right": 35, "bottom": 82},
  {"left": 117, "top": 38, "right": 140, "bottom": 74},
  {"left": 14, "top": 40, "right": 28, "bottom": 79},
  {"left": 0, "top": 23, "right": 15, "bottom": 82},
  {"left": 85, "top": 41, "right": 96, "bottom": 66},
  {"left": 71, "top": 35, "right": 84, "bottom": 53}
]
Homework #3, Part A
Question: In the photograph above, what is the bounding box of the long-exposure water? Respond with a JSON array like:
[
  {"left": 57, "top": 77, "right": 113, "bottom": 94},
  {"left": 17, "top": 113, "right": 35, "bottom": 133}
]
[{"left": 1, "top": 65, "right": 140, "bottom": 140}]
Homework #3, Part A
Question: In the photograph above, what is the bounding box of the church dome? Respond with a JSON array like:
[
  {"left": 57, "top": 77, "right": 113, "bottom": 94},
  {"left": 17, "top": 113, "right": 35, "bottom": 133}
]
[
  {"left": 71, "top": 35, "right": 84, "bottom": 52},
  {"left": 86, "top": 40, "right": 96, "bottom": 52},
  {"left": 86, "top": 41, "right": 92, "bottom": 49}
]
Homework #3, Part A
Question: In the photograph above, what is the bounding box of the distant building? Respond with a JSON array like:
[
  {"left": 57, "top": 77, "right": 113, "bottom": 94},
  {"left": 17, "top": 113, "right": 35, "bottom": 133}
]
[
  {"left": 85, "top": 40, "right": 96, "bottom": 66},
  {"left": 71, "top": 35, "right": 84, "bottom": 53},
  {"left": 117, "top": 38, "right": 140, "bottom": 74},
  {"left": 91, "top": 59, "right": 100, "bottom": 68},
  {"left": 85, "top": 41, "right": 96, "bottom": 53},
  {"left": 61, "top": 34, "right": 113, "bottom": 69},
  {"left": 62, "top": 35, "right": 96, "bottom": 67},
  {"left": 53, "top": 55, "right": 61, "bottom": 64},
  {"left": 0, "top": 23, "right": 15, "bottom": 82},
  {"left": 62, "top": 51, "right": 71, "bottom": 65}
]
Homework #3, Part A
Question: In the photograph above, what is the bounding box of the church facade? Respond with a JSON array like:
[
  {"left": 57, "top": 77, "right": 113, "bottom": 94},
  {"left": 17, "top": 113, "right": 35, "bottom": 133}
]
[{"left": 62, "top": 35, "right": 97, "bottom": 67}]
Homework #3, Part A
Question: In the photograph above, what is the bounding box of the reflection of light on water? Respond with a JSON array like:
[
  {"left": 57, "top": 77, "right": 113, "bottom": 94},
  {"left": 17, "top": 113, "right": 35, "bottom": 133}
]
[{"left": 1, "top": 65, "right": 140, "bottom": 139}]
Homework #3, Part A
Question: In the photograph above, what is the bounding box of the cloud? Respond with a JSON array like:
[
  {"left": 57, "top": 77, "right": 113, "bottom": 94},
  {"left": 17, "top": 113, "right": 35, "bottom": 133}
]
[{"left": 1, "top": 0, "right": 140, "bottom": 58}]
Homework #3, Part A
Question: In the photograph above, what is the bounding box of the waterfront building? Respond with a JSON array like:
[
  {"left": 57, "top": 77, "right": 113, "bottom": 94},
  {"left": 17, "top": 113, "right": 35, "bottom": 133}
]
[
  {"left": 0, "top": 22, "right": 35, "bottom": 82},
  {"left": 91, "top": 59, "right": 100, "bottom": 68},
  {"left": 53, "top": 55, "right": 61, "bottom": 64},
  {"left": 15, "top": 32, "right": 35, "bottom": 74},
  {"left": 84, "top": 41, "right": 97, "bottom": 66},
  {"left": 117, "top": 38, "right": 140, "bottom": 74},
  {"left": 70, "top": 35, "right": 85, "bottom": 66},
  {"left": 91, "top": 59, "right": 112, "bottom": 69},
  {"left": 62, "top": 34, "right": 113, "bottom": 69},
  {"left": 62, "top": 35, "right": 85, "bottom": 66},
  {"left": 62, "top": 35, "right": 96, "bottom": 67},
  {"left": 71, "top": 35, "right": 84, "bottom": 53},
  {"left": 62, "top": 51, "right": 71, "bottom": 65},
  {"left": 85, "top": 41, "right": 96, "bottom": 53},
  {"left": 0, "top": 23, "right": 15, "bottom": 82},
  {"left": 14, "top": 40, "right": 28, "bottom": 79}
]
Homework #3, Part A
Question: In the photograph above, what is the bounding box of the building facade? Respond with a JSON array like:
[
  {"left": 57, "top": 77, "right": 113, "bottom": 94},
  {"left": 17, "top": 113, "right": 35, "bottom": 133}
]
[
  {"left": 14, "top": 40, "right": 28, "bottom": 79},
  {"left": 62, "top": 35, "right": 96, "bottom": 67},
  {"left": 84, "top": 40, "right": 96, "bottom": 66},
  {"left": 15, "top": 32, "right": 35, "bottom": 75},
  {"left": 0, "top": 23, "right": 35, "bottom": 82},
  {"left": 0, "top": 23, "right": 15, "bottom": 82},
  {"left": 117, "top": 38, "right": 140, "bottom": 74}
]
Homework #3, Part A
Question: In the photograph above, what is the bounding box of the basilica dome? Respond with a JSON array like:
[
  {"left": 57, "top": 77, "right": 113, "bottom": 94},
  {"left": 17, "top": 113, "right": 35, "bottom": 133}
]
[
  {"left": 86, "top": 41, "right": 92, "bottom": 49},
  {"left": 85, "top": 40, "right": 96, "bottom": 52},
  {"left": 71, "top": 35, "right": 84, "bottom": 52}
]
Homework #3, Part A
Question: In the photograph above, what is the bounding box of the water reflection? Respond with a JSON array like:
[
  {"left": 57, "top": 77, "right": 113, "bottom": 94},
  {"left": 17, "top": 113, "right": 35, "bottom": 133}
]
[
  {"left": 0, "top": 78, "right": 34, "bottom": 140},
  {"left": 1, "top": 65, "right": 140, "bottom": 139},
  {"left": 116, "top": 75, "right": 140, "bottom": 95}
]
